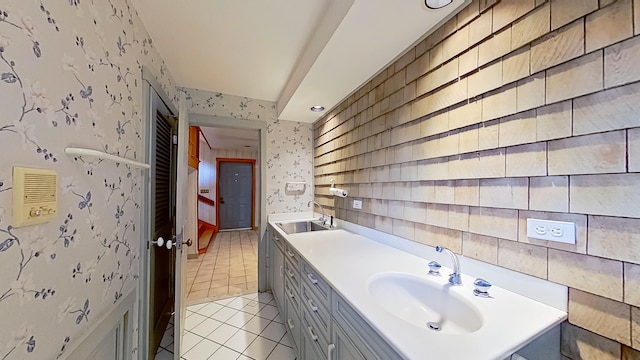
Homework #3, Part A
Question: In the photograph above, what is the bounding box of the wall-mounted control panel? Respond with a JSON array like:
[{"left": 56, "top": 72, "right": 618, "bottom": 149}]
[
  {"left": 352, "top": 199, "right": 363, "bottom": 210},
  {"left": 12, "top": 166, "right": 58, "bottom": 227},
  {"left": 526, "top": 218, "right": 575, "bottom": 244}
]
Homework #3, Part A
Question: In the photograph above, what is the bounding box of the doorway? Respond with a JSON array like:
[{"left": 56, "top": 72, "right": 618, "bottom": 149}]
[
  {"left": 140, "top": 69, "right": 191, "bottom": 360},
  {"left": 140, "top": 89, "right": 269, "bottom": 358},
  {"left": 185, "top": 125, "right": 261, "bottom": 305},
  {"left": 218, "top": 160, "right": 255, "bottom": 230}
]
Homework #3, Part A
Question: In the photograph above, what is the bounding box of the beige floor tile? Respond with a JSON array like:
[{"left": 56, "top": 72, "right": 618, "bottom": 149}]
[
  {"left": 199, "top": 261, "right": 215, "bottom": 268},
  {"left": 228, "top": 285, "right": 249, "bottom": 296},
  {"left": 190, "top": 281, "right": 212, "bottom": 292},
  {"left": 229, "top": 276, "right": 246, "bottom": 285},
  {"left": 230, "top": 270, "right": 245, "bottom": 278},
  {"left": 212, "top": 272, "right": 228, "bottom": 280},
  {"left": 208, "top": 286, "right": 229, "bottom": 297},
  {"left": 197, "top": 270, "right": 214, "bottom": 277},
  {"left": 188, "top": 289, "right": 210, "bottom": 301},
  {"left": 211, "top": 279, "right": 228, "bottom": 288},
  {"left": 193, "top": 274, "right": 211, "bottom": 284},
  {"left": 187, "top": 230, "right": 259, "bottom": 301}
]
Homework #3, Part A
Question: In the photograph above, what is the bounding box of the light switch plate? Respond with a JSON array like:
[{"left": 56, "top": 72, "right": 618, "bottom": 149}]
[
  {"left": 353, "top": 199, "right": 362, "bottom": 209},
  {"left": 526, "top": 218, "right": 575, "bottom": 244}
]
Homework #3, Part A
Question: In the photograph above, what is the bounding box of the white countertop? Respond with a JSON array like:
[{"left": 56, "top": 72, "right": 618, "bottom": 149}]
[{"left": 269, "top": 217, "right": 567, "bottom": 360}]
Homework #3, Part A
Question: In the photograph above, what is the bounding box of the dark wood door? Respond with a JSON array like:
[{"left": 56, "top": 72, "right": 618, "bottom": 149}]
[{"left": 150, "top": 112, "right": 176, "bottom": 357}]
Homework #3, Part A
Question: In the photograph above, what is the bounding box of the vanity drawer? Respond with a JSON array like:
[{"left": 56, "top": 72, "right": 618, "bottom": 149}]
[
  {"left": 302, "top": 307, "right": 329, "bottom": 359},
  {"left": 301, "top": 282, "right": 331, "bottom": 338},
  {"left": 284, "top": 243, "right": 301, "bottom": 271},
  {"left": 301, "top": 260, "right": 331, "bottom": 303},
  {"left": 271, "top": 228, "right": 285, "bottom": 252},
  {"left": 284, "top": 259, "right": 301, "bottom": 291},
  {"left": 284, "top": 276, "right": 301, "bottom": 315}
]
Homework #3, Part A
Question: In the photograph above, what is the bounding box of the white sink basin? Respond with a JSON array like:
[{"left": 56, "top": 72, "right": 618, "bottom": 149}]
[{"left": 367, "top": 273, "right": 483, "bottom": 335}]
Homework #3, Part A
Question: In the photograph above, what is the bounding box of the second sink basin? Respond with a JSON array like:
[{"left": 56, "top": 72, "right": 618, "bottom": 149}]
[
  {"left": 276, "top": 220, "right": 330, "bottom": 235},
  {"left": 367, "top": 273, "right": 483, "bottom": 335}
]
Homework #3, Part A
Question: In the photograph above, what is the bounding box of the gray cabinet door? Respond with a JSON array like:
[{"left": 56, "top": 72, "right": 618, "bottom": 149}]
[
  {"left": 332, "top": 324, "right": 367, "bottom": 360},
  {"left": 301, "top": 327, "right": 325, "bottom": 360},
  {"left": 270, "top": 233, "right": 285, "bottom": 312},
  {"left": 284, "top": 295, "right": 302, "bottom": 356}
]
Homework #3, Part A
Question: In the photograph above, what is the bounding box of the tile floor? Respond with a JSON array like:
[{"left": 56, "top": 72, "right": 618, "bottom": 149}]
[
  {"left": 186, "top": 230, "right": 259, "bottom": 305},
  {"left": 155, "top": 292, "right": 296, "bottom": 360}
]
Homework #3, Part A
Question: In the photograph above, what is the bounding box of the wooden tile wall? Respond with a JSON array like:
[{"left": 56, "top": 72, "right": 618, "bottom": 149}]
[{"left": 312, "top": 0, "right": 640, "bottom": 357}]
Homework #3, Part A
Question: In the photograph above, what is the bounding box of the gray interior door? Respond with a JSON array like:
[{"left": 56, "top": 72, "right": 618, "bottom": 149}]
[
  {"left": 150, "top": 112, "right": 177, "bottom": 357},
  {"left": 219, "top": 162, "right": 252, "bottom": 230}
]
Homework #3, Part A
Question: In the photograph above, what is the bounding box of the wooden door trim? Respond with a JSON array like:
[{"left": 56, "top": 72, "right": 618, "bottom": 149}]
[{"left": 216, "top": 158, "right": 256, "bottom": 230}]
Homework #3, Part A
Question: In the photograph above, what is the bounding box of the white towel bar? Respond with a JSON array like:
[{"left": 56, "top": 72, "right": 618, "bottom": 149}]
[{"left": 65, "top": 147, "right": 150, "bottom": 169}]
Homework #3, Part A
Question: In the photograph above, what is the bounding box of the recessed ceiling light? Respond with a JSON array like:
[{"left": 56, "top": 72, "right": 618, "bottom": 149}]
[
  {"left": 424, "top": 0, "right": 453, "bottom": 9},
  {"left": 310, "top": 105, "right": 325, "bottom": 112}
]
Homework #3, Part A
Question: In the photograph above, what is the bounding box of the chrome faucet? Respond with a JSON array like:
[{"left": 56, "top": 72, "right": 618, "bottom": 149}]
[
  {"left": 436, "top": 246, "right": 462, "bottom": 285},
  {"left": 308, "top": 200, "right": 327, "bottom": 225}
]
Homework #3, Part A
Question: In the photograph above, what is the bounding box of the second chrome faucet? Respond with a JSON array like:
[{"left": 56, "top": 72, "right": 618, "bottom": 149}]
[
  {"left": 308, "top": 200, "right": 328, "bottom": 225},
  {"left": 436, "top": 246, "right": 462, "bottom": 285}
]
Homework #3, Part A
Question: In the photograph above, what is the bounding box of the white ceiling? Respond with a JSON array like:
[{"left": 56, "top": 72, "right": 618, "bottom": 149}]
[
  {"left": 199, "top": 127, "right": 259, "bottom": 151},
  {"left": 131, "top": 0, "right": 468, "bottom": 123}
]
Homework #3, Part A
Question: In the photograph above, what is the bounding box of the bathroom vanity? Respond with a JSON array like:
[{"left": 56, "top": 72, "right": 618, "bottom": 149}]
[{"left": 267, "top": 214, "right": 567, "bottom": 360}]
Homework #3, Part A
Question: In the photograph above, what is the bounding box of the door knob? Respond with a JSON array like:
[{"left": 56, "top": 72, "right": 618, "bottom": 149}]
[
  {"left": 152, "top": 237, "right": 165, "bottom": 247},
  {"left": 152, "top": 237, "right": 175, "bottom": 250},
  {"left": 184, "top": 238, "right": 193, "bottom": 247}
]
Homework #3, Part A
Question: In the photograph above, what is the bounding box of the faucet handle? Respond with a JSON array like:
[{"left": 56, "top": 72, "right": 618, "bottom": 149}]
[
  {"left": 473, "top": 278, "right": 492, "bottom": 297},
  {"left": 427, "top": 261, "right": 441, "bottom": 275}
]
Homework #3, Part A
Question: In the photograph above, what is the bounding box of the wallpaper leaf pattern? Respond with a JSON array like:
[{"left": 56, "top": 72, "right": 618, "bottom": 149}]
[
  {"left": 0, "top": 0, "right": 175, "bottom": 359},
  {"left": 181, "top": 87, "right": 314, "bottom": 214}
]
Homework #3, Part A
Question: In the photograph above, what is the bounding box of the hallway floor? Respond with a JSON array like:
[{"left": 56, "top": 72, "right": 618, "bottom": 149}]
[
  {"left": 186, "top": 230, "right": 258, "bottom": 304},
  {"left": 155, "top": 292, "right": 296, "bottom": 360}
]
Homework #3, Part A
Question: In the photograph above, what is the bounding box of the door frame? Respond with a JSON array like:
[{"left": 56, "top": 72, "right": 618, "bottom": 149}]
[
  {"left": 139, "top": 67, "right": 178, "bottom": 360},
  {"left": 216, "top": 158, "right": 256, "bottom": 230},
  {"left": 189, "top": 114, "right": 268, "bottom": 293}
]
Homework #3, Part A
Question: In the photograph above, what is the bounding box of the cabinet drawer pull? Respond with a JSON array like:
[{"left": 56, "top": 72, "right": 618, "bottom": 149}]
[
  {"left": 287, "top": 269, "right": 295, "bottom": 278},
  {"left": 287, "top": 250, "right": 295, "bottom": 257},
  {"left": 327, "top": 344, "right": 335, "bottom": 360},
  {"left": 307, "top": 326, "right": 319, "bottom": 341},
  {"left": 287, "top": 319, "right": 295, "bottom": 329},
  {"left": 279, "top": 265, "right": 283, "bottom": 277},
  {"left": 307, "top": 298, "right": 318, "bottom": 312},
  {"left": 288, "top": 289, "right": 295, "bottom": 299},
  {"left": 307, "top": 273, "right": 318, "bottom": 284}
]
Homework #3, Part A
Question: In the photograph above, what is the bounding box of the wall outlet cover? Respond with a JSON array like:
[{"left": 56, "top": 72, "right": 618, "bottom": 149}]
[{"left": 526, "top": 218, "right": 576, "bottom": 244}]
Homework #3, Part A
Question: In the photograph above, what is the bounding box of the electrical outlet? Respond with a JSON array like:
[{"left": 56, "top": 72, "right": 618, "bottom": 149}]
[
  {"left": 353, "top": 199, "right": 362, "bottom": 210},
  {"left": 526, "top": 219, "right": 575, "bottom": 244}
]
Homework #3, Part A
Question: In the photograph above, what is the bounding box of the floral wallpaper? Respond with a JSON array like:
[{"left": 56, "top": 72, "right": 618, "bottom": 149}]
[
  {"left": 0, "top": 0, "right": 175, "bottom": 359},
  {"left": 182, "top": 87, "right": 314, "bottom": 214}
]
